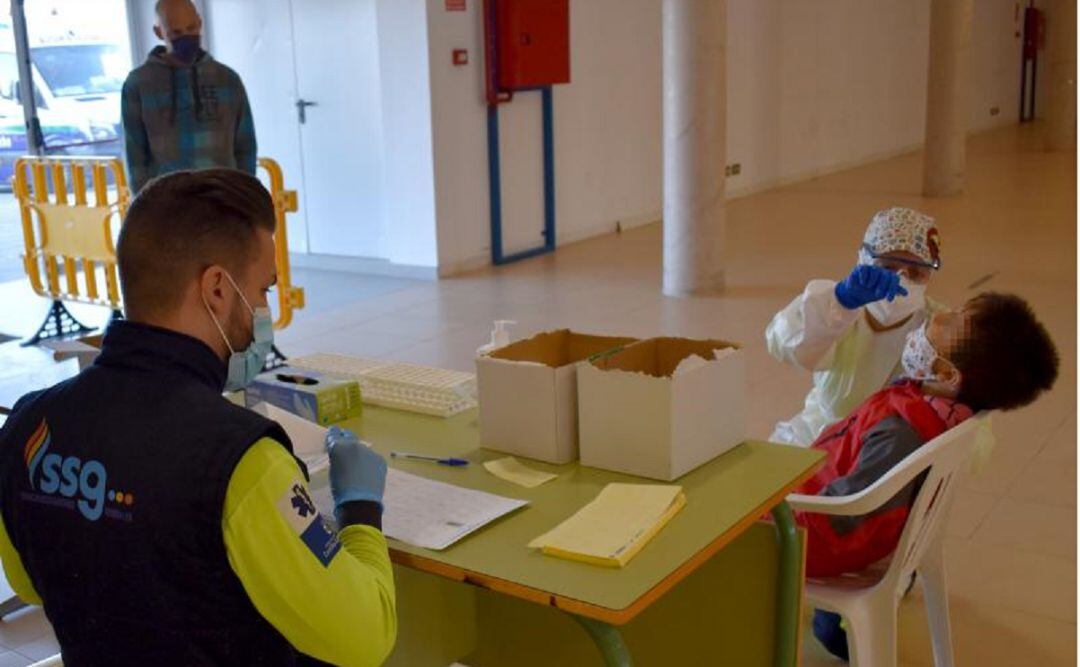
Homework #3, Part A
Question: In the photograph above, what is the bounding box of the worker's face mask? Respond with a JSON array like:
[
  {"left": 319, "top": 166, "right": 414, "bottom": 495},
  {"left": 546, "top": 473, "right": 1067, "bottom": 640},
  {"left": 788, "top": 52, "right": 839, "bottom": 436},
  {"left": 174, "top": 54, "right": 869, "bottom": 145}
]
[
  {"left": 170, "top": 34, "right": 201, "bottom": 65},
  {"left": 203, "top": 272, "right": 273, "bottom": 392},
  {"left": 867, "top": 276, "right": 926, "bottom": 327},
  {"left": 901, "top": 322, "right": 959, "bottom": 388}
]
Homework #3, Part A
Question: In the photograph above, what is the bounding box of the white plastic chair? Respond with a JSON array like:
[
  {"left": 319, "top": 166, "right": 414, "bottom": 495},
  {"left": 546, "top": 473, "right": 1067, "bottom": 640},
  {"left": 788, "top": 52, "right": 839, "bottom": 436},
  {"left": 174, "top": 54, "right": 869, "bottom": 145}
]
[{"left": 788, "top": 412, "right": 990, "bottom": 667}]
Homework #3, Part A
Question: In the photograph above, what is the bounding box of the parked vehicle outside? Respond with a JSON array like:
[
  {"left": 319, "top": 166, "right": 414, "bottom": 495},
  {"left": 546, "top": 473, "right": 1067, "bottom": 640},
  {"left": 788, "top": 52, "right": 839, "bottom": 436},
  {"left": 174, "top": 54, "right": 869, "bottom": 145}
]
[{"left": 0, "top": 42, "right": 125, "bottom": 189}]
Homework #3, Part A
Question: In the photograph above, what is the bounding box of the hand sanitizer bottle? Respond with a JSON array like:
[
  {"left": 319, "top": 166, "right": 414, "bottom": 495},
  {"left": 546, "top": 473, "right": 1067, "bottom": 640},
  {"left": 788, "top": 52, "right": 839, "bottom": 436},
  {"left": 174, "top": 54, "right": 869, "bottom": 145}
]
[{"left": 477, "top": 320, "right": 516, "bottom": 356}]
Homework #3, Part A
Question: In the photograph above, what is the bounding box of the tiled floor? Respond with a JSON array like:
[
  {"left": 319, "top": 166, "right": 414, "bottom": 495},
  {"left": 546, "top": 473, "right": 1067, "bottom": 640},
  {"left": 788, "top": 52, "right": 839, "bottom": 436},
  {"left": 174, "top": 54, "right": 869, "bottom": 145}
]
[{"left": 0, "top": 122, "right": 1073, "bottom": 666}]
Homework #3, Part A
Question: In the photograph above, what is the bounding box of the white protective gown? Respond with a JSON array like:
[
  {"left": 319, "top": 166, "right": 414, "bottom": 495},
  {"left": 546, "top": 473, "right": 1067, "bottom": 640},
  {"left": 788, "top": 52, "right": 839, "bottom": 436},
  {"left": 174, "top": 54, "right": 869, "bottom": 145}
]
[{"left": 765, "top": 279, "right": 938, "bottom": 447}]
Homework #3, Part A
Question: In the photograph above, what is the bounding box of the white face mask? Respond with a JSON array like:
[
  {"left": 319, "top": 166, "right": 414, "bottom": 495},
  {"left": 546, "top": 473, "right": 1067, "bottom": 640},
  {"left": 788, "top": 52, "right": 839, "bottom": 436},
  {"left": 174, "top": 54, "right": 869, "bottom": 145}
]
[
  {"left": 867, "top": 278, "right": 926, "bottom": 326},
  {"left": 901, "top": 322, "right": 959, "bottom": 388}
]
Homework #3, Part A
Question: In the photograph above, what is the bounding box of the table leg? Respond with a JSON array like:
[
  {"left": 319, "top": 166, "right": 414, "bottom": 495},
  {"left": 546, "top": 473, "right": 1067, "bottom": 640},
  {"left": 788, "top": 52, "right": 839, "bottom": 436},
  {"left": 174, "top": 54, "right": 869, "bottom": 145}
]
[
  {"left": 771, "top": 500, "right": 800, "bottom": 667},
  {"left": 0, "top": 595, "right": 27, "bottom": 620},
  {"left": 571, "top": 614, "right": 633, "bottom": 667}
]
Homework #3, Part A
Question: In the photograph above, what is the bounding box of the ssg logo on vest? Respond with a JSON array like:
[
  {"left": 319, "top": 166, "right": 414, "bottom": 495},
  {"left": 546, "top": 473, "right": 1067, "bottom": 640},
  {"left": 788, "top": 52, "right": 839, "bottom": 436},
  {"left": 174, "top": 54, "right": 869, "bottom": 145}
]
[{"left": 22, "top": 420, "right": 132, "bottom": 523}]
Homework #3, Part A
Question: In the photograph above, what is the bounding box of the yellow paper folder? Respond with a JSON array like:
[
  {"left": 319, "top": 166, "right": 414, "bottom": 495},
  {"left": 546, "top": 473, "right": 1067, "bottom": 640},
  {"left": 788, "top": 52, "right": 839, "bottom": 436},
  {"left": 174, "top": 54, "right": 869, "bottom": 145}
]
[{"left": 529, "top": 483, "right": 686, "bottom": 567}]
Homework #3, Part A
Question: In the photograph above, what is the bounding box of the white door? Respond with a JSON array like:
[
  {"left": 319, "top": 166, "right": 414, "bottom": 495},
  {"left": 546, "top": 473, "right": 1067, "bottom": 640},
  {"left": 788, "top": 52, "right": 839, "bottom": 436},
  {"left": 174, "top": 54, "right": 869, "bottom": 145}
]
[
  {"left": 291, "top": 0, "right": 384, "bottom": 258},
  {"left": 208, "top": 0, "right": 384, "bottom": 259},
  {"left": 206, "top": 0, "right": 310, "bottom": 253}
]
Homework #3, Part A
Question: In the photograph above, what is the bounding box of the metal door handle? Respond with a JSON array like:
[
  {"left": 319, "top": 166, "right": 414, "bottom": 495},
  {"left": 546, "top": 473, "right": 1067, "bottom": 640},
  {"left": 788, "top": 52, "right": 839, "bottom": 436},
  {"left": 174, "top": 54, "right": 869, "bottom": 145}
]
[{"left": 296, "top": 99, "right": 317, "bottom": 124}]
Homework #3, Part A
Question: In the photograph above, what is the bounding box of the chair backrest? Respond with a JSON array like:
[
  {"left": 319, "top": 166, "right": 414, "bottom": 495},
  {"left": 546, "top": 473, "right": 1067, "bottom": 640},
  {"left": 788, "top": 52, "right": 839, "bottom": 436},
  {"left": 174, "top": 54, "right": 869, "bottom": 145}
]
[{"left": 880, "top": 411, "right": 991, "bottom": 594}]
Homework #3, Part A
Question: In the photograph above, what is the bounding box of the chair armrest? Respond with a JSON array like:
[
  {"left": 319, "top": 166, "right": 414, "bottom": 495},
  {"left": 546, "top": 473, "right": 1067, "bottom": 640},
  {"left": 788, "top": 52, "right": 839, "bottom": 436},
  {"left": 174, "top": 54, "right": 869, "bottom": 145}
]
[
  {"left": 786, "top": 412, "right": 990, "bottom": 517},
  {"left": 786, "top": 492, "right": 883, "bottom": 516},
  {"left": 786, "top": 453, "right": 930, "bottom": 516}
]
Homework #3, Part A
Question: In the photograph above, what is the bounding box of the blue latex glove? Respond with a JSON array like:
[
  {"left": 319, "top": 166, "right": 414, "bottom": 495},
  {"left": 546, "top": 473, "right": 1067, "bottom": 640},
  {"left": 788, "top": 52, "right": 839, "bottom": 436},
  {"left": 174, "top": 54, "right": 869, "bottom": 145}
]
[
  {"left": 325, "top": 426, "right": 388, "bottom": 509},
  {"left": 834, "top": 265, "right": 908, "bottom": 310}
]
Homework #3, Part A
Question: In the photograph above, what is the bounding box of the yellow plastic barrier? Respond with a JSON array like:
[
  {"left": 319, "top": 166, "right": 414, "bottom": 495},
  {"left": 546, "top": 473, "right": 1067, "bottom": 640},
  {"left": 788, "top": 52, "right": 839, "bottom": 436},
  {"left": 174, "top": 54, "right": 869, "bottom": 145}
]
[
  {"left": 13, "top": 156, "right": 305, "bottom": 340},
  {"left": 258, "top": 157, "right": 305, "bottom": 330},
  {"left": 14, "top": 156, "right": 129, "bottom": 313}
]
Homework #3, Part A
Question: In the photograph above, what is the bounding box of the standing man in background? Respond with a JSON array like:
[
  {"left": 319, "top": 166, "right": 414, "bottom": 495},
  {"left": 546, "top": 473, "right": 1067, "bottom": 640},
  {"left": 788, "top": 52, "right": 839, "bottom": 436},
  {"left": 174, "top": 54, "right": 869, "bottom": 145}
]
[{"left": 122, "top": 0, "right": 257, "bottom": 193}]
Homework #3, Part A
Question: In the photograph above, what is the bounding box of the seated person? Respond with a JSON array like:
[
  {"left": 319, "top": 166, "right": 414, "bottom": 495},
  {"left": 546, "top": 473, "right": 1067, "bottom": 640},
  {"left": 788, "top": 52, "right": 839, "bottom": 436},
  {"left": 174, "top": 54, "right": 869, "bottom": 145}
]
[{"left": 792, "top": 292, "right": 1059, "bottom": 661}]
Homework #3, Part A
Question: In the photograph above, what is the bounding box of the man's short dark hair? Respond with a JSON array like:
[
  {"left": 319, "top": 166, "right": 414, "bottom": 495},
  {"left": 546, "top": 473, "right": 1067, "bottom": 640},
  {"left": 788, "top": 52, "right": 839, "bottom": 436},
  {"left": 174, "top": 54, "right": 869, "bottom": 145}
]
[
  {"left": 952, "top": 292, "right": 1059, "bottom": 411},
  {"left": 117, "top": 169, "right": 275, "bottom": 319}
]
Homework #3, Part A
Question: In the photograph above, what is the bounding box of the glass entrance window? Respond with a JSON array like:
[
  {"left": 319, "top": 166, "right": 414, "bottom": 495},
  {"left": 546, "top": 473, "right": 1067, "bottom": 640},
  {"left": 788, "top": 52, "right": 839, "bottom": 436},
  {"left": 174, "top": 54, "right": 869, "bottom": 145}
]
[{"left": 21, "top": 1, "right": 133, "bottom": 158}]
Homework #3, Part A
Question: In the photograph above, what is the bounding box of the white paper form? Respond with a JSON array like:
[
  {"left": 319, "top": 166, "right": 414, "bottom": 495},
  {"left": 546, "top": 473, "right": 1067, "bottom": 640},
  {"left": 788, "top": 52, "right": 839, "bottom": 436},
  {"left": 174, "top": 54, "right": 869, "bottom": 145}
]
[
  {"left": 251, "top": 402, "right": 529, "bottom": 550},
  {"left": 313, "top": 469, "right": 528, "bottom": 550}
]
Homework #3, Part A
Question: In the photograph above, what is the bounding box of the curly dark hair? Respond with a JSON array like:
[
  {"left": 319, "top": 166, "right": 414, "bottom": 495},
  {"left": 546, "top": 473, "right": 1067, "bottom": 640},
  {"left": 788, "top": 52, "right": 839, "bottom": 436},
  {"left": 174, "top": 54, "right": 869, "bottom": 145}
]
[{"left": 951, "top": 292, "right": 1059, "bottom": 411}]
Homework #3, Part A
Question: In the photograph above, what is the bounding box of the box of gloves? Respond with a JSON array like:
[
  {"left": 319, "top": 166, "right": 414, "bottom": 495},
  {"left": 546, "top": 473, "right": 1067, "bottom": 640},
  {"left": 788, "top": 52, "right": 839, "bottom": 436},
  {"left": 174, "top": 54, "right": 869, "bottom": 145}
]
[
  {"left": 578, "top": 337, "right": 746, "bottom": 481},
  {"left": 245, "top": 367, "right": 362, "bottom": 426},
  {"left": 477, "top": 330, "right": 637, "bottom": 464}
]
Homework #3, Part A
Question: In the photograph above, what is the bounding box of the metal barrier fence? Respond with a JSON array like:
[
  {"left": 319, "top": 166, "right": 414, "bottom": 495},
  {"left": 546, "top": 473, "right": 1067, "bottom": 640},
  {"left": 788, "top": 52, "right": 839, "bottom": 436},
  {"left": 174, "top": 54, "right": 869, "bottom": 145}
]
[
  {"left": 13, "top": 156, "right": 128, "bottom": 345},
  {"left": 12, "top": 156, "right": 304, "bottom": 345},
  {"left": 258, "top": 157, "right": 305, "bottom": 330}
]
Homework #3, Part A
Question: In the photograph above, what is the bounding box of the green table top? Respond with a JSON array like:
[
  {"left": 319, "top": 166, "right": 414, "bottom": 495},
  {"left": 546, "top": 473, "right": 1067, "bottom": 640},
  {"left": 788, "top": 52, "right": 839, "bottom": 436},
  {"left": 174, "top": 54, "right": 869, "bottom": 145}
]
[{"left": 316, "top": 406, "right": 823, "bottom": 623}]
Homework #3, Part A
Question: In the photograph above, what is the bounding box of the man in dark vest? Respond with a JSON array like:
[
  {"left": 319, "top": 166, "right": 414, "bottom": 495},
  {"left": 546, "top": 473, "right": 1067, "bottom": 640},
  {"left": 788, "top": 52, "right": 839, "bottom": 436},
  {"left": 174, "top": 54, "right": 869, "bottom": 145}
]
[{"left": 0, "top": 170, "right": 396, "bottom": 665}]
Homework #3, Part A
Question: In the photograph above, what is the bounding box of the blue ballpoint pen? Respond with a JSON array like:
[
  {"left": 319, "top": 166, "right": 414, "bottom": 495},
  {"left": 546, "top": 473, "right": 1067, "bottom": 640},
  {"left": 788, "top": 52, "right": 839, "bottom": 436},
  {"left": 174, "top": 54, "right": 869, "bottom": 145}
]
[{"left": 390, "top": 451, "right": 470, "bottom": 467}]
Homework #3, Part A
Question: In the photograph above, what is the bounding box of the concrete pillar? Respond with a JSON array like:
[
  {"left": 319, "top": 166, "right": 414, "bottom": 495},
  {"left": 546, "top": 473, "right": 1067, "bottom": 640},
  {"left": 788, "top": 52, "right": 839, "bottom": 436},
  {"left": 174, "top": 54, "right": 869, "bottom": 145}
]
[
  {"left": 1044, "top": 0, "right": 1077, "bottom": 151},
  {"left": 922, "top": 0, "right": 974, "bottom": 197},
  {"left": 662, "top": 0, "right": 726, "bottom": 297}
]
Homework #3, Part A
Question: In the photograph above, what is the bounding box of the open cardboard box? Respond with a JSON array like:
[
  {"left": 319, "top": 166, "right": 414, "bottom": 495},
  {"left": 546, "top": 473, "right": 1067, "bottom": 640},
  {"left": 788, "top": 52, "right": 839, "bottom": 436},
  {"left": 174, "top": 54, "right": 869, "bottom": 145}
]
[
  {"left": 476, "top": 330, "right": 637, "bottom": 464},
  {"left": 578, "top": 337, "right": 746, "bottom": 481}
]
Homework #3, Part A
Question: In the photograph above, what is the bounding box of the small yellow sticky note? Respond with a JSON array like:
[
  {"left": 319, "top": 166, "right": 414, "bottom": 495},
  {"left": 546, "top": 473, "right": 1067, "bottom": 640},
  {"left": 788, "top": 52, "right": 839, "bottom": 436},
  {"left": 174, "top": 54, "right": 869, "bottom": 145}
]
[{"left": 483, "top": 457, "right": 558, "bottom": 488}]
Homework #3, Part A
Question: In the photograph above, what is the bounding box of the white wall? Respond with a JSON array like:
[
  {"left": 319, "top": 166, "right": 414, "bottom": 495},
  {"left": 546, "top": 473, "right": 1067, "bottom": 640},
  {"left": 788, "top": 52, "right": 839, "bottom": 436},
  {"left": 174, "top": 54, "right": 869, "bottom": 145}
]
[
  {"left": 425, "top": 0, "right": 489, "bottom": 273},
  {"left": 125, "top": 0, "right": 160, "bottom": 65},
  {"left": 377, "top": 0, "right": 439, "bottom": 269},
  {"left": 427, "top": 0, "right": 662, "bottom": 274},
  {"left": 125, "top": 0, "right": 151, "bottom": 58},
  {"left": 557, "top": 1, "right": 662, "bottom": 244},
  {"left": 728, "top": 0, "right": 933, "bottom": 192},
  {"left": 970, "top": 0, "right": 1026, "bottom": 129},
  {"left": 428, "top": 0, "right": 1029, "bottom": 275},
  {"left": 732, "top": 0, "right": 1023, "bottom": 192}
]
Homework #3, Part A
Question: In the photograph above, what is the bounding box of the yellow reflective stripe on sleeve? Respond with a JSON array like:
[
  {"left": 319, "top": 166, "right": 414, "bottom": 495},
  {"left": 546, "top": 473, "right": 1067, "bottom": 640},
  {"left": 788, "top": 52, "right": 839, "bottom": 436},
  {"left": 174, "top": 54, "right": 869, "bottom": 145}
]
[
  {"left": 0, "top": 514, "right": 41, "bottom": 605},
  {"left": 224, "top": 438, "right": 396, "bottom": 666}
]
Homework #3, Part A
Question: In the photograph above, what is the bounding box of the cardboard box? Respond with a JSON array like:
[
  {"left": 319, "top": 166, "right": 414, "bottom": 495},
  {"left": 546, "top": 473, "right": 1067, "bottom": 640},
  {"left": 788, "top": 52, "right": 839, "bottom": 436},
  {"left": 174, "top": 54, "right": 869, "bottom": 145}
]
[
  {"left": 477, "top": 330, "right": 637, "bottom": 464},
  {"left": 245, "top": 367, "right": 362, "bottom": 426},
  {"left": 578, "top": 337, "right": 746, "bottom": 481}
]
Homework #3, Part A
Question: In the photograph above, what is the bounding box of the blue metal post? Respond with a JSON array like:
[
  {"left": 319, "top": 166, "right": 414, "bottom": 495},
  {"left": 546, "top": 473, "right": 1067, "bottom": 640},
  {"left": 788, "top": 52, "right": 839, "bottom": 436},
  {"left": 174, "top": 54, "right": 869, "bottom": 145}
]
[
  {"left": 487, "top": 87, "right": 557, "bottom": 265},
  {"left": 541, "top": 86, "right": 556, "bottom": 251},
  {"left": 486, "top": 103, "right": 505, "bottom": 264}
]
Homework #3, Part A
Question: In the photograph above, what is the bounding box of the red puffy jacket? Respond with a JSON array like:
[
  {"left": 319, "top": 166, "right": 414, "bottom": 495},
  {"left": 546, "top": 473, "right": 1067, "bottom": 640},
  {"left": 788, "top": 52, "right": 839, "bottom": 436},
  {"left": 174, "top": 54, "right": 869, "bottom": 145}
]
[{"left": 795, "top": 381, "right": 972, "bottom": 578}]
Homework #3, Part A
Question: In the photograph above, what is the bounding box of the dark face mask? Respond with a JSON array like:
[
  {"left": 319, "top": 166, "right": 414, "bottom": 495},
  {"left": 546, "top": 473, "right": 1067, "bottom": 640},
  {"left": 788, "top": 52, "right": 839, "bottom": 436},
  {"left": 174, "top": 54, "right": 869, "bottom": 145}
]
[{"left": 170, "top": 34, "right": 201, "bottom": 65}]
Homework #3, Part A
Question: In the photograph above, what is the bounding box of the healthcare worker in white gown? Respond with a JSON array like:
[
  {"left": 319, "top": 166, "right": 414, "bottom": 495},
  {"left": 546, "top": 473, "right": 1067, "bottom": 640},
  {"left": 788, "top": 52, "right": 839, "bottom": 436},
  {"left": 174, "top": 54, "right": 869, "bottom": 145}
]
[{"left": 766, "top": 207, "right": 944, "bottom": 447}]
